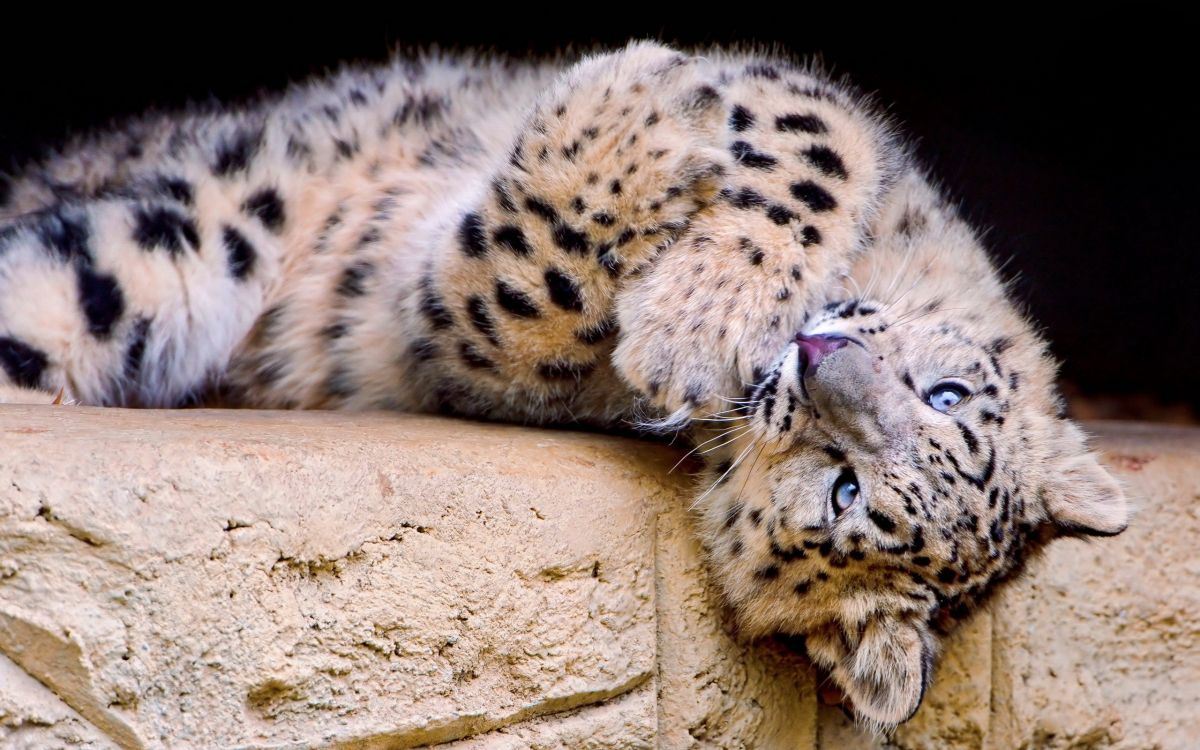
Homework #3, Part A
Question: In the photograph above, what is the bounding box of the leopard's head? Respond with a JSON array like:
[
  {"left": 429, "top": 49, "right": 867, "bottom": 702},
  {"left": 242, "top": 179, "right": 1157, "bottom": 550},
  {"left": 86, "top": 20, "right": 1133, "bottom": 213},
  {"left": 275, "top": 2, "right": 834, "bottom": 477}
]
[{"left": 696, "top": 173, "right": 1128, "bottom": 728}]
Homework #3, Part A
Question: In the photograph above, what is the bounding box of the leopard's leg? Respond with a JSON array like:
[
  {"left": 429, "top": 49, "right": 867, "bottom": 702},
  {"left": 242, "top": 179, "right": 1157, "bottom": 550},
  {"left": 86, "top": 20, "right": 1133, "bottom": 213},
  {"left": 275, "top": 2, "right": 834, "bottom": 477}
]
[
  {"left": 612, "top": 58, "right": 904, "bottom": 424},
  {"left": 0, "top": 140, "right": 289, "bottom": 406},
  {"left": 409, "top": 43, "right": 900, "bottom": 427},
  {"left": 396, "top": 41, "right": 734, "bottom": 423}
]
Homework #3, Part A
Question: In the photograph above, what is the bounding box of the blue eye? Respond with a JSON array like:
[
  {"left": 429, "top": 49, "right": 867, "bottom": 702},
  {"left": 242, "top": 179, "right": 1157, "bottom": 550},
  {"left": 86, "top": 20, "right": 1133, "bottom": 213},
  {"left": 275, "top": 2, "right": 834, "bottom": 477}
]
[
  {"left": 927, "top": 382, "right": 970, "bottom": 412},
  {"left": 831, "top": 469, "right": 859, "bottom": 517}
]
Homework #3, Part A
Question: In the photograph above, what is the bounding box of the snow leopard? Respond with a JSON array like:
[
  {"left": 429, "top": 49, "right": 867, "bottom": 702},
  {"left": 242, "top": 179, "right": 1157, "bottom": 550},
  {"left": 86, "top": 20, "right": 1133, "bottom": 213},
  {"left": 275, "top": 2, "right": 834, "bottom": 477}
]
[{"left": 0, "top": 41, "right": 1128, "bottom": 727}]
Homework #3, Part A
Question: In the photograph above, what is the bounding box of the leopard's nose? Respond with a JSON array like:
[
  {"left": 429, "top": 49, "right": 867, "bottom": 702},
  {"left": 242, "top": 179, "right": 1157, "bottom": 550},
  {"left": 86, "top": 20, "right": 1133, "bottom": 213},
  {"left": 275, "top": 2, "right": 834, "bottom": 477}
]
[{"left": 795, "top": 333, "right": 849, "bottom": 378}]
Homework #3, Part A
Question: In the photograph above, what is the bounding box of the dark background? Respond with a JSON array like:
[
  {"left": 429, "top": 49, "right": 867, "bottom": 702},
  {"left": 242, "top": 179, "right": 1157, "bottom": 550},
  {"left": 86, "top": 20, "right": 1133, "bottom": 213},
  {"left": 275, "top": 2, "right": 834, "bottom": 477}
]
[{"left": 1, "top": 22, "right": 1194, "bottom": 420}]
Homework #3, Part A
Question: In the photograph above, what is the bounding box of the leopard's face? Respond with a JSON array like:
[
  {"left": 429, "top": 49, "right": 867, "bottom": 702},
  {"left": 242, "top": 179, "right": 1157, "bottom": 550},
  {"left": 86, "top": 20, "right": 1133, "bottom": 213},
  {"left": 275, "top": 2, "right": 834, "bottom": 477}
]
[{"left": 697, "top": 291, "right": 1129, "bottom": 727}]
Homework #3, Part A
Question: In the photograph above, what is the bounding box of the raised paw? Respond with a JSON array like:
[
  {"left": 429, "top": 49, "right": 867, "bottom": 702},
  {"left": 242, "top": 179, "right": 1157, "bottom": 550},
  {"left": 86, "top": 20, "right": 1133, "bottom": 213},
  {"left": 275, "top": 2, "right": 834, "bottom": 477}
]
[{"left": 611, "top": 54, "right": 899, "bottom": 420}]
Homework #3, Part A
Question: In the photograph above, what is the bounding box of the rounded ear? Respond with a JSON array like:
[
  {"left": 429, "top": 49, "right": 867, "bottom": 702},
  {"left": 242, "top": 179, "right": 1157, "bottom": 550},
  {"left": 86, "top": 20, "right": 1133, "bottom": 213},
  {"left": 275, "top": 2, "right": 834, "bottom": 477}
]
[
  {"left": 806, "top": 617, "right": 935, "bottom": 728},
  {"left": 1043, "top": 451, "right": 1129, "bottom": 537}
]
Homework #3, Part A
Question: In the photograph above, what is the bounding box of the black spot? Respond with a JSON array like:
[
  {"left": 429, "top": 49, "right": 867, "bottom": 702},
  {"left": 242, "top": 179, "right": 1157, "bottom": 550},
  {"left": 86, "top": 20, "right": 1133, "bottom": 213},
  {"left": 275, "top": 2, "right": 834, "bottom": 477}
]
[
  {"left": 957, "top": 422, "right": 980, "bottom": 455},
  {"left": 766, "top": 205, "right": 794, "bottom": 225},
  {"left": 597, "top": 248, "right": 622, "bottom": 278},
  {"left": 690, "top": 85, "right": 721, "bottom": 109},
  {"left": 286, "top": 137, "right": 312, "bottom": 162},
  {"left": 729, "top": 105, "right": 755, "bottom": 131},
  {"left": 868, "top": 509, "right": 898, "bottom": 534},
  {"left": 409, "top": 337, "right": 439, "bottom": 362},
  {"left": 794, "top": 580, "right": 811, "bottom": 595},
  {"left": 336, "top": 261, "right": 375, "bottom": 297},
  {"left": 730, "top": 141, "right": 778, "bottom": 170},
  {"left": 776, "top": 113, "right": 828, "bottom": 134},
  {"left": 36, "top": 211, "right": 91, "bottom": 261},
  {"left": 0, "top": 337, "right": 48, "bottom": 389},
  {"left": 320, "top": 320, "right": 350, "bottom": 340},
  {"left": 493, "top": 225, "right": 532, "bottom": 257},
  {"left": 241, "top": 188, "right": 286, "bottom": 233},
  {"left": 802, "top": 145, "right": 848, "bottom": 179},
  {"left": 912, "top": 556, "right": 931, "bottom": 567},
  {"left": 458, "top": 212, "right": 488, "bottom": 258},
  {"left": 937, "top": 567, "right": 957, "bottom": 584},
  {"left": 212, "top": 128, "right": 262, "bottom": 176},
  {"left": 323, "top": 364, "right": 355, "bottom": 399},
  {"left": 609, "top": 179, "right": 622, "bottom": 195},
  {"left": 123, "top": 317, "right": 151, "bottom": 381},
  {"left": 790, "top": 181, "right": 838, "bottom": 212},
  {"left": 616, "top": 228, "right": 636, "bottom": 246},
  {"left": 745, "top": 63, "right": 779, "bottom": 79},
  {"left": 495, "top": 280, "right": 541, "bottom": 319},
  {"left": 987, "top": 336, "right": 1014, "bottom": 354},
  {"left": 571, "top": 196, "right": 587, "bottom": 214},
  {"left": 552, "top": 222, "right": 589, "bottom": 254},
  {"left": 466, "top": 295, "right": 500, "bottom": 346},
  {"left": 76, "top": 267, "right": 125, "bottom": 340},
  {"left": 393, "top": 93, "right": 446, "bottom": 127},
  {"left": 577, "top": 317, "right": 616, "bottom": 345},
  {"left": 538, "top": 360, "right": 596, "bottom": 380},
  {"left": 524, "top": 196, "right": 559, "bottom": 223},
  {"left": 544, "top": 268, "right": 583, "bottom": 312},
  {"left": 493, "top": 179, "right": 518, "bottom": 213},
  {"left": 155, "top": 176, "right": 193, "bottom": 205},
  {"left": 822, "top": 445, "right": 846, "bottom": 461},
  {"left": 591, "top": 211, "right": 615, "bottom": 226},
  {"left": 754, "top": 564, "right": 781, "bottom": 580},
  {"left": 459, "top": 341, "right": 496, "bottom": 370},
  {"left": 724, "top": 501, "right": 744, "bottom": 528},
  {"left": 222, "top": 226, "right": 257, "bottom": 279},
  {"left": 909, "top": 527, "right": 925, "bottom": 554},
  {"left": 419, "top": 277, "right": 454, "bottom": 330},
  {"left": 729, "top": 187, "right": 767, "bottom": 209},
  {"left": 132, "top": 206, "right": 199, "bottom": 254},
  {"left": 771, "top": 540, "right": 805, "bottom": 562}
]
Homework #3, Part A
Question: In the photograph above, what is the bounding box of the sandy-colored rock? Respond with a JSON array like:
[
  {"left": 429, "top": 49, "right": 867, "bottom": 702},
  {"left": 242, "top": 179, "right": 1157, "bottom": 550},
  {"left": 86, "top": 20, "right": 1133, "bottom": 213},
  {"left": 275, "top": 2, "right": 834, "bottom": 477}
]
[
  {"left": 0, "top": 407, "right": 817, "bottom": 749},
  {"left": 0, "top": 652, "right": 117, "bottom": 750},
  {"left": 986, "top": 422, "right": 1200, "bottom": 750},
  {"left": 1, "top": 409, "right": 1197, "bottom": 749}
]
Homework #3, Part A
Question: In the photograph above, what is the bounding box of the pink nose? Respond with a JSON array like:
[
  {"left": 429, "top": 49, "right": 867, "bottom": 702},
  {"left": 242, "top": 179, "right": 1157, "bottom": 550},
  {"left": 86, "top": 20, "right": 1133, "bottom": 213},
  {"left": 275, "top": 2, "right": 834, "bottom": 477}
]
[{"left": 795, "top": 333, "right": 849, "bottom": 378}]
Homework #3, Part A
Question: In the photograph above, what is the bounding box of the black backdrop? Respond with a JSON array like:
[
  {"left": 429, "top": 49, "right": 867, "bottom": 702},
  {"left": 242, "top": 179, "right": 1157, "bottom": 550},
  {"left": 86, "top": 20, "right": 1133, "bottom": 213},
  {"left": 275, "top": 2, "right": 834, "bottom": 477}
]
[{"left": 2, "top": 22, "right": 1194, "bottom": 415}]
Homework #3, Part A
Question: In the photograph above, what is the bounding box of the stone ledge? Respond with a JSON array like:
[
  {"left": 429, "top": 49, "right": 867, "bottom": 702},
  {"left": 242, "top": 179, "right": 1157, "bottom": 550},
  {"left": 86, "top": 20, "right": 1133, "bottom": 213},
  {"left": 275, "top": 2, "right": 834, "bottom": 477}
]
[{"left": 0, "top": 407, "right": 1196, "bottom": 749}]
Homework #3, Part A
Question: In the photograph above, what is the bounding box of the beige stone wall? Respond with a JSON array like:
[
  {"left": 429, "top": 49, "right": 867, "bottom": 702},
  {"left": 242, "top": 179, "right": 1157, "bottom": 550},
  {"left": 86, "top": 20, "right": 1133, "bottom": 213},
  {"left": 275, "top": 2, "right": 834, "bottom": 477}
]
[{"left": 0, "top": 407, "right": 1195, "bottom": 749}]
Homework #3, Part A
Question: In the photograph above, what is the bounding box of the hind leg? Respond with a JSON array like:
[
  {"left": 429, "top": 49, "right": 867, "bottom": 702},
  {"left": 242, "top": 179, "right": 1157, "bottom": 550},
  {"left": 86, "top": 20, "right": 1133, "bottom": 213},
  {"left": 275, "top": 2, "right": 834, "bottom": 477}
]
[{"left": 0, "top": 178, "right": 283, "bottom": 407}]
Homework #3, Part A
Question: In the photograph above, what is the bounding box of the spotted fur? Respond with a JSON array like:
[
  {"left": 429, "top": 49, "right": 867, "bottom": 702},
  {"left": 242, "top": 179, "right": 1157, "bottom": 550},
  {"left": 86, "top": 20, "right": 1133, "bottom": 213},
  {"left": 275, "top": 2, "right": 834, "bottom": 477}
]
[{"left": 0, "top": 41, "right": 1127, "bottom": 728}]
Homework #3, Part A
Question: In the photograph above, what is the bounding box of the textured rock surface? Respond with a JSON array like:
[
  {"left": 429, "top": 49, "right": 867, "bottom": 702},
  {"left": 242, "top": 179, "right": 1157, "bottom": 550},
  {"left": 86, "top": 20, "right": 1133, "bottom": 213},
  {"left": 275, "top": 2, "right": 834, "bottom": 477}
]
[{"left": 0, "top": 408, "right": 1196, "bottom": 749}]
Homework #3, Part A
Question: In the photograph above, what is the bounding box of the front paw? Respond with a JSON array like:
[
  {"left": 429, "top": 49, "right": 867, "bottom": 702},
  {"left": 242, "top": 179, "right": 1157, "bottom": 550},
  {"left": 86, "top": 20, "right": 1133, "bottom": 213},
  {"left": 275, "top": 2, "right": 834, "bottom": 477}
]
[{"left": 613, "top": 225, "right": 811, "bottom": 420}]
